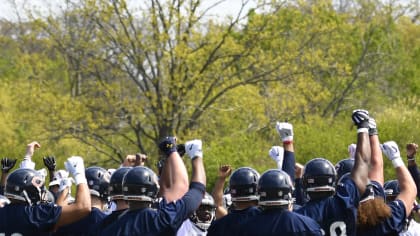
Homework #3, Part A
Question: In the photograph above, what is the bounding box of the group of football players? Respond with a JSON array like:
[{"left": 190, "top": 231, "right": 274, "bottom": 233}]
[{"left": 0, "top": 109, "right": 419, "bottom": 235}]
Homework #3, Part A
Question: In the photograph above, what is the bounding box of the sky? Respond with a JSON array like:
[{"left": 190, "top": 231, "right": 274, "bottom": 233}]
[{"left": 0, "top": 0, "right": 257, "bottom": 21}]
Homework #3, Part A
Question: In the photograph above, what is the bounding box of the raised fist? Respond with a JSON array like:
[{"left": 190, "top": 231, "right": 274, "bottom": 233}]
[
  {"left": 381, "top": 141, "right": 401, "bottom": 161},
  {"left": 64, "top": 156, "right": 86, "bottom": 185},
  {"left": 1, "top": 157, "right": 17, "bottom": 173},
  {"left": 185, "top": 139, "right": 203, "bottom": 159},
  {"left": 351, "top": 109, "right": 369, "bottom": 128},
  {"left": 276, "top": 122, "right": 293, "bottom": 142},
  {"left": 43, "top": 156, "right": 57, "bottom": 171},
  {"left": 368, "top": 117, "right": 378, "bottom": 136},
  {"left": 158, "top": 136, "right": 177, "bottom": 156},
  {"left": 218, "top": 165, "right": 232, "bottom": 179},
  {"left": 406, "top": 143, "right": 418, "bottom": 159}
]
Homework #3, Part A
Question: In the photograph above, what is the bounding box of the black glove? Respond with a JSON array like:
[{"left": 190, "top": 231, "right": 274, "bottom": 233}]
[
  {"left": 43, "top": 156, "right": 57, "bottom": 171},
  {"left": 1, "top": 157, "right": 17, "bottom": 173},
  {"left": 352, "top": 109, "right": 370, "bottom": 129},
  {"left": 177, "top": 144, "right": 186, "bottom": 157},
  {"left": 158, "top": 137, "right": 177, "bottom": 156}
]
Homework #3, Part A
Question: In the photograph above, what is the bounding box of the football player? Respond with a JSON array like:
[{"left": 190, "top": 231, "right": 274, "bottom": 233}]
[
  {"left": 97, "top": 137, "right": 206, "bottom": 235},
  {"left": 237, "top": 169, "right": 322, "bottom": 235},
  {"left": 54, "top": 166, "right": 110, "bottom": 235},
  {"left": 0, "top": 156, "right": 91, "bottom": 235},
  {"left": 292, "top": 109, "right": 372, "bottom": 236},
  {"left": 177, "top": 192, "right": 216, "bottom": 235},
  {"left": 207, "top": 167, "right": 261, "bottom": 236},
  {"left": 89, "top": 166, "right": 131, "bottom": 234}
]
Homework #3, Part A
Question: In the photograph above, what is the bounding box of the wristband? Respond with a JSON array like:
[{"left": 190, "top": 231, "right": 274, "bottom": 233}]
[
  {"left": 73, "top": 174, "right": 87, "bottom": 185},
  {"left": 391, "top": 158, "right": 404, "bottom": 168},
  {"left": 283, "top": 140, "right": 293, "bottom": 145},
  {"left": 407, "top": 156, "right": 415, "bottom": 161},
  {"left": 357, "top": 128, "right": 369, "bottom": 133}
]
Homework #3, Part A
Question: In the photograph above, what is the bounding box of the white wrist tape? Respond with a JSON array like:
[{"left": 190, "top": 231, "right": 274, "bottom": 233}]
[
  {"left": 73, "top": 174, "right": 87, "bottom": 185},
  {"left": 392, "top": 158, "right": 404, "bottom": 168},
  {"left": 357, "top": 128, "right": 369, "bottom": 133}
]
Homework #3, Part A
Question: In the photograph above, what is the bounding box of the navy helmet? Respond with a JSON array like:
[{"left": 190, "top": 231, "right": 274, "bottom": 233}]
[
  {"left": 303, "top": 158, "right": 337, "bottom": 194},
  {"left": 5, "top": 168, "right": 46, "bottom": 205},
  {"left": 86, "top": 166, "right": 111, "bottom": 200},
  {"left": 335, "top": 158, "right": 354, "bottom": 182},
  {"left": 109, "top": 167, "right": 132, "bottom": 201},
  {"left": 258, "top": 169, "right": 294, "bottom": 207},
  {"left": 190, "top": 192, "right": 216, "bottom": 231},
  {"left": 384, "top": 179, "right": 400, "bottom": 202},
  {"left": 229, "top": 167, "right": 260, "bottom": 202},
  {"left": 122, "top": 166, "right": 159, "bottom": 202}
]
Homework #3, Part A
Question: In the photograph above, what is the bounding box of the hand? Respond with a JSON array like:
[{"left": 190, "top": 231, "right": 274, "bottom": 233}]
[
  {"left": 269, "top": 146, "right": 284, "bottom": 163},
  {"left": 177, "top": 144, "right": 186, "bottom": 157},
  {"left": 59, "top": 178, "right": 74, "bottom": 193},
  {"left": 381, "top": 141, "right": 404, "bottom": 168},
  {"left": 25, "top": 141, "right": 41, "bottom": 159},
  {"left": 348, "top": 143, "right": 356, "bottom": 159},
  {"left": 135, "top": 153, "right": 147, "bottom": 166},
  {"left": 64, "top": 156, "right": 87, "bottom": 185},
  {"left": 1, "top": 157, "right": 17, "bottom": 173},
  {"left": 158, "top": 136, "right": 177, "bottom": 156},
  {"left": 295, "top": 163, "right": 304, "bottom": 179},
  {"left": 218, "top": 165, "right": 232, "bottom": 179},
  {"left": 406, "top": 143, "right": 418, "bottom": 159},
  {"left": 185, "top": 139, "right": 203, "bottom": 159},
  {"left": 351, "top": 109, "right": 369, "bottom": 128},
  {"left": 43, "top": 156, "right": 57, "bottom": 171},
  {"left": 276, "top": 122, "right": 293, "bottom": 142},
  {"left": 368, "top": 117, "right": 378, "bottom": 136}
]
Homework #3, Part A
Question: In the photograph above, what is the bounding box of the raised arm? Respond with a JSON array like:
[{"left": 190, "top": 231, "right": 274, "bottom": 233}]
[
  {"left": 406, "top": 143, "right": 420, "bottom": 199},
  {"left": 350, "top": 109, "right": 371, "bottom": 195},
  {"left": 158, "top": 137, "right": 189, "bottom": 202},
  {"left": 367, "top": 117, "right": 384, "bottom": 185},
  {"left": 382, "top": 141, "right": 417, "bottom": 217},
  {"left": 43, "top": 156, "right": 57, "bottom": 183},
  {"left": 274, "top": 122, "right": 295, "bottom": 185},
  {"left": 211, "top": 165, "right": 232, "bottom": 219},
  {"left": 1, "top": 158, "right": 17, "bottom": 193},
  {"left": 55, "top": 156, "right": 91, "bottom": 228},
  {"left": 20, "top": 141, "right": 40, "bottom": 169}
]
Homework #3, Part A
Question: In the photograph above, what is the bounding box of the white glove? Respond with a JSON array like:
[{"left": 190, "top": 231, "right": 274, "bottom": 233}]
[
  {"left": 348, "top": 143, "right": 356, "bottom": 159},
  {"left": 185, "top": 139, "right": 203, "bottom": 159},
  {"left": 64, "top": 156, "right": 87, "bottom": 185},
  {"left": 276, "top": 122, "right": 293, "bottom": 142},
  {"left": 381, "top": 141, "right": 404, "bottom": 168},
  {"left": 269, "top": 146, "right": 284, "bottom": 169},
  {"left": 59, "top": 178, "right": 74, "bottom": 193}
]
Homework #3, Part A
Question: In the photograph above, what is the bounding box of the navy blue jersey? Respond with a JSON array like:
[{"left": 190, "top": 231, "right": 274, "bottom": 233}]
[
  {"left": 97, "top": 182, "right": 205, "bottom": 236},
  {"left": 54, "top": 207, "right": 107, "bottom": 236},
  {"left": 237, "top": 208, "right": 322, "bottom": 236},
  {"left": 0, "top": 203, "right": 62, "bottom": 235},
  {"left": 207, "top": 206, "right": 261, "bottom": 236},
  {"left": 295, "top": 175, "right": 360, "bottom": 236},
  {"left": 358, "top": 199, "right": 407, "bottom": 235},
  {"left": 88, "top": 209, "right": 127, "bottom": 235}
]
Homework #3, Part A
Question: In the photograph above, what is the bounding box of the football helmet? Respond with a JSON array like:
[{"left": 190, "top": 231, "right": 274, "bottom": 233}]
[
  {"left": 303, "top": 158, "right": 337, "bottom": 194},
  {"left": 190, "top": 192, "right": 216, "bottom": 231},
  {"left": 122, "top": 166, "right": 160, "bottom": 202},
  {"left": 5, "top": 168, "right": 46, "bottom": 205},
  {"left": 85, "top": 166, "right": 111, "bottom": 200},
  {"left": 229, "top": 167, "right": 260, "bottom": 201},
  {"left": 109, "top": 167, "right": 132, "bottom": 200},
  {"left": 384, "top": 179, "right": 399, "bottom": 202},
  {"left": 335, "top": 158, "right": 354, "bottom": 182},
  {"left": 258, "top": 169, "right": 294, "bottom": 206}
]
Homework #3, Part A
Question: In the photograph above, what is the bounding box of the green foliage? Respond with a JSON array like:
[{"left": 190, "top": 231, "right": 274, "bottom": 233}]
[{"left": 0, "top": 0, "right": 419, "bottom": 190}]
